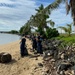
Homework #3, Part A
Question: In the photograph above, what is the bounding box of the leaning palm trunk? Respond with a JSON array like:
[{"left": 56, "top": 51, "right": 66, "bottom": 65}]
[
  {"left": 71, "top": 0, "right": 75, "bottom": 32},
  {"left": 69, "top": 0, "right": 75, "bottom": 32},
  {"left": 66, "top": 0, "right": 70, "bottom": 14},
  {"left": 66, "top": 0, "right": 75, "bottom": 31}
]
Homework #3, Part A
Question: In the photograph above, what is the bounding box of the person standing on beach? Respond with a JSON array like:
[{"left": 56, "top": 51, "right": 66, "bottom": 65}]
[
  {"left": 36, "top": 34, "right": 43, "bottom": 54},
  {"left": 20, "top": 34, "right": 28, "bottom": 57},
  {"left": 32, "top": 36, "right": 37, "bottom": 52}
]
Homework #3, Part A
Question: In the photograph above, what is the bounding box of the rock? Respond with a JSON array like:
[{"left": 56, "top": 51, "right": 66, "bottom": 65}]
[
  {"left": 60, "top": 53, "right": 68, "bottom": 60},
  {"left": 42, "top": 72, "right": 45, "bottom": 75},
  {"left": 71, "top": 65, "right": 75, "bottom": 70},
  {"left": 50, "top": 59, "right": 55, "bottom": 62},
  {"left": 35, "top": 57, "right": 38, "bottom": 60},
  {"left": 43, "top": 50, "right": 54, "bottom": 58},
  {"left": 43, "top": 57, "right": 52, "bottom": 61},
  {"left": 38, "top": 63, "right": 43, "bottom": 67},
  {"left": 42, "top": 39, "right": 75, "bottom": 75},
  {"left": 42, "top": 72, "right": 48, "bottom": 75},
  {"left": 57, "top": 62, "right": 72, "bottom": 74},
  {"left": 64, "top": 70, "right": 75, "bottom": 75},
  {"left": 18, "top": 58, "right": 20, "bottom": 60},
  {"left": 60, "top": 53, "right": 65, "bottom": 59},
  {"left": 46, "top": 69, "right": 49, "bottom": 73},
  {"left": 34, "top": 67, "right": 38, "bottom": 70},
  {"left": 60, "top": 71, "right": 65, "bottom": 75}
]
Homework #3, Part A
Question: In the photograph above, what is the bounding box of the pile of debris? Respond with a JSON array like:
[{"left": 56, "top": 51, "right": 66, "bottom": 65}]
[{"left": 42, "top": 39, "right": 75, "bottom": 75}]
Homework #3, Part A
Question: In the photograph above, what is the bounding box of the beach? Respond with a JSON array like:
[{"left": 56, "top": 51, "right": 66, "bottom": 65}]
[{"left": 0, "top": 39, "right": 43, "bottom": 75}]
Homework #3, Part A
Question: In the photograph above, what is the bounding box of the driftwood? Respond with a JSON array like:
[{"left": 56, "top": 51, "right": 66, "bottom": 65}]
[{"left": 0, "top": 52, "right": 12, "bottom": 63}]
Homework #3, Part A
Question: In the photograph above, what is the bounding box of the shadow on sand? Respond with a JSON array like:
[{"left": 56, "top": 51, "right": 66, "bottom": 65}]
[
  {"left": 27, "top": 54, "right": 40, "bottom": 58},
  {"left": 1, "top": 59, "right": 17, "bottom": 65}
]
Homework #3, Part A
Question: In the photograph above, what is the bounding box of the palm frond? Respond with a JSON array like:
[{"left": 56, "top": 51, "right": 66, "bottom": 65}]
[
  {"left": 41, "top": 0, "right": 64, "bottom": 14},
  {"left": 66, "top": 0, "right": 70, "bottom": 14},
  {"left": 67, "top": 24, "right": 72, "bottom": 32},
  {"left": 58, "top": 26, "right": 68, "bottom": 32},
  {"left": 47, "top": 20, "right": 55, "bottom": 27}
]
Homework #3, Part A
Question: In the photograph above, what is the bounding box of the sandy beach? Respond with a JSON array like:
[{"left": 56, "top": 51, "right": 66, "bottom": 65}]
[{"left": 0, "top": 39, "right": 43, "bottom": 75}]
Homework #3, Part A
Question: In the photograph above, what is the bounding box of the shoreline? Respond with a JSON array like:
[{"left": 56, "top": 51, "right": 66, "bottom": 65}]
[
  {"left": 0, "top": 38, "right": 43, "bottom": 75},
  {"left": 0, "top": 40, "right": 20, "bottom": 56},
  {"left": 0, "top": 40, "right": 20, "bottom": 46},
  {"left": 0, "top": 33, "right": 20, "bottom": 46}
]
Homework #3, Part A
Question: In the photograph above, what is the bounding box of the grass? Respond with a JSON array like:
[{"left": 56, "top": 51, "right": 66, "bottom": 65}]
[{"left": 56, "top": 34, "right": 75, "bottom": 43}]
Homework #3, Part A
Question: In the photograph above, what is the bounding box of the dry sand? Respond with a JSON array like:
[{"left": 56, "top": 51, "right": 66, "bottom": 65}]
[{"left": 0, "top": 39, "right": 43, "bottom": 75}]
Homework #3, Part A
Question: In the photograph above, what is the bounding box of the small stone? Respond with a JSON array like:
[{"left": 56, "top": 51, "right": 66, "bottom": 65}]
[
  {"left": 42, "top": 72, "right": 45, "bottom": 75},
  {"left": 24, "top": 68, "right": 25, "bottom": 70},
  {"left": 71, "top": 70, "right": 75, "bottom": 75},
  {"left": 71, "top": 65, "right": 75, "bottom": 70},
  {"left": 57, "top": 62, "right": 72, "bottom": 71},
  {"left": 65, "top": 70, "right": 75, "bottom": 75},
  {"left": 60, "top": 53, "right": 64, "bottom": 59},
  {"left": 38, "top": 63, "right": 43, "bottom": 67},
  {"left": 47, "top": 53, "right": 50, "bottom": 56},
  {"left": 46, "top": 69, "right": 49, "bottom": 73},
  {"left": 35, "top": 57, "right": 38, "bottom": 60},
  {"left": 50, "top": 59, "right": 55, "bottom": 62},
  {"left": 18, "top": 58, "right": 20, "bottom": 60},
  {"left": 34, "top": 67, "right": 38, "bottom": 70},
  {"left": 60, "top": 71, "right": 65, "bottom": 75}
]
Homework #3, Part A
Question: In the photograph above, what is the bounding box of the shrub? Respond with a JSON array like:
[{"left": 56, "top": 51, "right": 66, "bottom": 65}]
[
  {"left": 46, "top": 28, "right": 59, "bottom": 39},
  {"left": 36, "top": 26, "right": 46, "bottom": 38}
]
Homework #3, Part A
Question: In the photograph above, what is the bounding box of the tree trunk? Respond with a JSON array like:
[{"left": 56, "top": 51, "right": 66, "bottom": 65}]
[
  {"left": 70, "top": 0, "right": 75, "bottom": 31},
  {"left": 74, "top": 26, "right": 75, "bottom": 32}
]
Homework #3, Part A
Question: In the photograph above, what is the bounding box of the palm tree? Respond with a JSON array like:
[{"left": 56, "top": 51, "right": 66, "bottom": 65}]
[
  {"left": 58, "top": 23, "right": 72, "bottom": 36},
  {"left": 19, "top": 26, "right": 25, "bottom": 34},
  {"left": 40, "top": 0, "right": 75, "bottom": 31},
  {"left": 23, "top": 22, "right": 31, "bottom": 35},
  {"left": 29, "top": 4, "right": 55, "bottom": 30},
  {"left": 19, "top": 21, "right": 31, "bottom": 35}
]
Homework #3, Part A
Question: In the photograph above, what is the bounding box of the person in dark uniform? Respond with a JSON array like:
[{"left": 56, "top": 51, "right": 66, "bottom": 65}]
[
  {"left": 32, "top": 36, "right": 37, "bottom": 51},
  {"left": 20, "top": 34, "right": 28, "bottom": 57},
  {"left": 36, "top": 34, "right": 43, "bottom": 54}
]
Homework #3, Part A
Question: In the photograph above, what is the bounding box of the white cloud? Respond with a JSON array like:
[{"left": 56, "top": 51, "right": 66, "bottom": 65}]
[
  {"left": 49, "top": 3, "right": 73, "bottom": 33},
  {"left": 0, "top": 0, "right": 37, "bottom": 31},
  {"left": 0, "top": 0, "right": 73, "bottom": 32},
  {"left": 50, "top": 4, "right": 73, "bottom": 27}
]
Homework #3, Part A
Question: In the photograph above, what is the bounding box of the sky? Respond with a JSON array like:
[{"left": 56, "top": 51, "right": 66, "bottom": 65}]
[{"left": 0, "top": 0, "right": 73, "bottom": 32}]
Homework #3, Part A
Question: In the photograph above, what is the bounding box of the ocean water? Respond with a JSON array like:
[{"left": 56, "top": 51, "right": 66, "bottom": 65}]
[{"left": 0, "top": 33, "right": 20, "bottom": 45}]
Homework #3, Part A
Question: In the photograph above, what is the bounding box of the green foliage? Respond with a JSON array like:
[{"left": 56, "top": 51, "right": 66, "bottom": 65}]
[
  {"left": 36, "top": 26, "right": 46, "bottom": 38},
  {"left": 19, "top": 26, "right": 25, "bottom": 34},
  {"left": 58, "top": 23, "right": 72, "bottom": 36},
  {"left": 9, "top": 30, "right": 18, "bottom": 34},
  {"left": 46, "top": 28, "right": 59, "bottom": 39},
  {"left": 28, "top": 4, "right": 55, "bottom": 30},
  {"left": 19, "top": 22, "right": 31, "bottom": 35},
  {"left": 57, "top": 34, "right": 75, "bottom": 43},
  {"left": 23, "top": 24, "right": 31, "bottom": 35}
]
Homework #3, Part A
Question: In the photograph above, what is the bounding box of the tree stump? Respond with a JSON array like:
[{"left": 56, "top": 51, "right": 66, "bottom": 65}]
[{"left": 0, "top": 52, "right": 12, "bottom": 63}]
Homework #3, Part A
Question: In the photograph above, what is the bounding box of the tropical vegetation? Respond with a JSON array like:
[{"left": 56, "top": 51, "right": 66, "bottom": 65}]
[
  {"left": 41, "top": 0, "right": 75, "bottom": 30},
  {"left": 58, "top": 23, "right": 72, "bottom": 36},
  {"left": 19, "top": 0, "right": 75, "bottom": 40}
]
